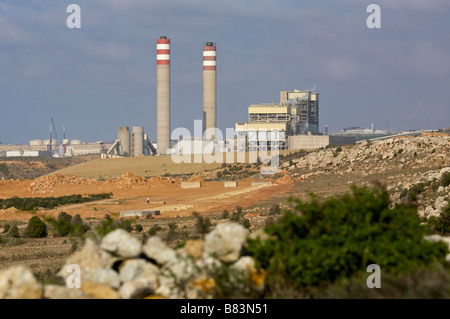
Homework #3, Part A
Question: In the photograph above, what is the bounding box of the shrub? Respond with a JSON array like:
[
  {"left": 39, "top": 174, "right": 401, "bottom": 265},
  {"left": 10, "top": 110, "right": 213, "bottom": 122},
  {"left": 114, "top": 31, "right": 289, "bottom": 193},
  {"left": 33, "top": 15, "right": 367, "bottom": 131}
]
[
  {"left": 166, "top": 222, "right": 179, "bottom": 241},
  {"left": 269, "top": 204, "right": 281, "bottom": 215},
  {"left": 71, "top": 214, "right": 83, "bottom": 226},
  {"left": 426, "top": 204, "right": 450, "bottom": 236},
  {"left": 247, "top": 186, "right": 447, "bottom": 291},
  {"left": 241, "top": 218, "right": 251, "bottom": 229},
  {"left": 193, "top": 212, "right": 211, "bottom": 235},
  {"left": 57, "top": 212, "right": 72, "bottom": 223},
  {"left": 7, "top": 225, "right": 20, "bottom": 238},
  {"left": 75, "top": 224, "right": 90, "bottom": 236},
  {"left": 235, "top": 206, "right": 243, "bottom": 214},
  {"left": 95, "top": 216, "right": 116, "bottom": 237},
  {"left": 221, "top": 210, "right": 230, "bottom": 219},
  {"left": 135, "top": 224, "right": 143, "bottom": 232},
  {"left": 24, "top": 216, "right": 47, "bottom": 238},
  {"left": 230, "top": 211, "right": 242, "bottom": 222},
  {"left": 440, "top": 172, "right": 450, "bottom": 187},
  {"left": 148, "top": 224, "right": 163, "bottom": 236}
]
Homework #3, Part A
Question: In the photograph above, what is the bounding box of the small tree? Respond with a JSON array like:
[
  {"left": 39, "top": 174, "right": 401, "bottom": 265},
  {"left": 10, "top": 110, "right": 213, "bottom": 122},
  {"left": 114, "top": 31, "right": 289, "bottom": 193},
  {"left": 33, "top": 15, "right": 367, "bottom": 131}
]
[
  {"left": 71, "top": 214, "right": 83, "bottom": 226},
  {"left": 25, "top": 216, "right": 47, "bottom": 238},
  {"left": 193, "top": 212, "right": 212, "bottom": 235},
  {"left": 57, "top": 212, "right": 72, "bottom": 223}
]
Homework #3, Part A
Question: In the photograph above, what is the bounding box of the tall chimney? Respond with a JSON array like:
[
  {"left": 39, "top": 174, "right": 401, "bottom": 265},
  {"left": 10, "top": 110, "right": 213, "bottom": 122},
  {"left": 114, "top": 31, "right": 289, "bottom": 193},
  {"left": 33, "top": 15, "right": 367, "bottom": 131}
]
[
  {"left": 203, "top": 42, "right": 216, "bottom": 139},
  {"left": 157, "top": 36, "right": 170, "bottom": 154}
]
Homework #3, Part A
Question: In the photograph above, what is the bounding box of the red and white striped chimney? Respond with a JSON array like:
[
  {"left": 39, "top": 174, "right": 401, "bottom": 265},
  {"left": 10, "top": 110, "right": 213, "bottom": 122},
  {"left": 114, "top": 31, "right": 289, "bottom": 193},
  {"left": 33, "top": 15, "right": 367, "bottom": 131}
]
[
  {"left": 203, "top": 42, "right": 216, "bottom": 139},
  {"left": 156, "top": 36, "right": 170, "bottom": 154}
]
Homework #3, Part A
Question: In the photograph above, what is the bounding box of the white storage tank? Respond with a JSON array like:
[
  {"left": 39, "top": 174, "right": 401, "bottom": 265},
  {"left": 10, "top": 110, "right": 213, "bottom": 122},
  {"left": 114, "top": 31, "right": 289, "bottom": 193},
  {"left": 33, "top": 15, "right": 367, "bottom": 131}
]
[{"left": 29, "top": 139, "right": 43, "bottom": 146}]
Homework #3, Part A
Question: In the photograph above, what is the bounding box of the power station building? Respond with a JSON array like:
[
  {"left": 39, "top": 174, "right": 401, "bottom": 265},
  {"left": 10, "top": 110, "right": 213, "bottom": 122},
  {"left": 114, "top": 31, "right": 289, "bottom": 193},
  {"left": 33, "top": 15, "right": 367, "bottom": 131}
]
[{"left": 235, "top": 89, "right": 328, "bottom": 151}]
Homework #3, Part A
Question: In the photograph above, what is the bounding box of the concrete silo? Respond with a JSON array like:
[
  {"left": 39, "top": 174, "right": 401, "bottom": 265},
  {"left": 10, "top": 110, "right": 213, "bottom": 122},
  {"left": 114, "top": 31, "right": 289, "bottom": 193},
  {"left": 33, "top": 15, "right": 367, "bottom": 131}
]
[
  {"left": 157, "top": 36, "right": 170, "bottom": 154},
  {"left": 132, "top": 126, "right": 144, "bottom": 157},
  {"left": 117, "top": 126, "right": 130, "bottom": 157},
  {"left": 203, "top": 42, "right": 217, "bottom": 139}
]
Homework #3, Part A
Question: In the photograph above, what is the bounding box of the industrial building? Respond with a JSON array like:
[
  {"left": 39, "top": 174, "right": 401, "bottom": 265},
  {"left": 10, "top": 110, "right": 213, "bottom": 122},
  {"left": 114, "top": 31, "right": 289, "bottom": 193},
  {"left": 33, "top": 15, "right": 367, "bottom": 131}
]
[
  {"left": 104, "top": 126, "right": 156, "bottom": 158},
  {"left": 0, "top": 139, "right": 111, "bottom": 158},
  {"left": 235, "top": 89, "right": 328, "bottom": 151}
]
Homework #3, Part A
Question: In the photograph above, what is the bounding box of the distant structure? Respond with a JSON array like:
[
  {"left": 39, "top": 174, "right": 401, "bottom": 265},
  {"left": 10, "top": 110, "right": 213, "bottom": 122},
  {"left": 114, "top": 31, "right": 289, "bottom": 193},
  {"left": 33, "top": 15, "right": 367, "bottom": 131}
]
[
  {"left": 105, "top": 126, "right": 156, "bottom": 158},
  {"left": 157, "top": 36, "right": 171, "bottom": 155},
  {"left": 235, "top": 89, "right": 328, "bottom": 151},
  {"left": 329, "top": 124, "right": 389, "bottom": 144},
  {"left": 203, "top": 42, "right": 217, "bottom": 139}
]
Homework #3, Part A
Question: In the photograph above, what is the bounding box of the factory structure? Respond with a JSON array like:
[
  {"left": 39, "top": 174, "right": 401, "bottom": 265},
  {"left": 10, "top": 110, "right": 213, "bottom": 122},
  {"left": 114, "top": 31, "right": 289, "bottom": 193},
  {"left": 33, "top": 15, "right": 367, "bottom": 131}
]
[
  {"left": 104, "top": 126, "right": 156, "bottom": 158},
  {"left": 1, "top": 36, "right": 329, "bottom": 159},
  {"left": 235, "top": 89, "right": 328, "bottom": 151}
]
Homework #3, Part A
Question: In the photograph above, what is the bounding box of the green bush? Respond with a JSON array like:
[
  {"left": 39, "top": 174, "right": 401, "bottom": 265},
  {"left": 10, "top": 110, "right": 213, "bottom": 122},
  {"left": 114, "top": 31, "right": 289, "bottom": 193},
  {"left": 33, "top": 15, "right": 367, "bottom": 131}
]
[
  {"left": 241, "top": 218, "right": 251, "bottom": 229},
  {"left": 193, "top": 212, "right": 211, "bottom": 235},
  {"left": 426, "top": 204, "right": 450, "bottom": 236},
  {"left": 401, "top": 183, "right": 426, "bottom": 202},
  {"left": 230, "top": 211, "right": 242, "bottom": 222},
  {"left": 71, "top": 214, "right": 83, "bottom": 226},
  {"left": 135, "top": 224, "right": 143, "bottom": 232},
  {"left": 440, "top": 172, "right": 450, "bottom": 187},
  {"left": 0, "top": 193, "right": 113, "bottom": 211},
  {"left": 147, "top": 224, "right": 163, "bottom": 236},
  {"left": 24, "top": 216, "right": 47, "bottom": 238},
  {"left": 247, "top": 186, "right": 447, "bottom": 291},
  {"left": 57, "top": 212, "right": 72, "bottom": 223},
  {"left": 95, "top": 216, "right": 133, "bottom": 237}
]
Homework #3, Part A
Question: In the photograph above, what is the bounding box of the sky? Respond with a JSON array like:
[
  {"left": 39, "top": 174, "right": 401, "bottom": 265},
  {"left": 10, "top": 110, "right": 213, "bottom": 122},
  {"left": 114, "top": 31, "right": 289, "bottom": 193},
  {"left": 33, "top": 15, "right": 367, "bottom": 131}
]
[{"left": 0, "top": 0, "right": 449, "bottom": 144}]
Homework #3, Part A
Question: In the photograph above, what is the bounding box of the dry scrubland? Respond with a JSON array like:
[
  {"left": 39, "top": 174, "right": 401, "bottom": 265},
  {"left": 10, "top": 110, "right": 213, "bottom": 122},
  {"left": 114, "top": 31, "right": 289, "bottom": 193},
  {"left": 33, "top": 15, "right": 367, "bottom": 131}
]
[{"left": 0, "top": 132, "right": 449, "bottom": 298}]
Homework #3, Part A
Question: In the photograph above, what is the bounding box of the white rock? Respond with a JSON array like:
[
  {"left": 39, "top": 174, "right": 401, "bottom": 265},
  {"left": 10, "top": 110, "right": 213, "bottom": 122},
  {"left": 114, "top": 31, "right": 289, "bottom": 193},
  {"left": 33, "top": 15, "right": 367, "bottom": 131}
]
[
  {"left": 142, "top": 236, "right": 177, "bottom": 266},
  {"left": 0, "top": 266, "right": 42, "bottom": 299},
  {"left": 231, "top": 256, "right": 256, "bottom": 273},
  {"left": 58, "top": 239, "right": 119, "bottom": 281},
  {"left": 119, "top": 276, "right": 158, "bottom": 299},
  {"left": 203, "top": 222, "right": 248, "bottom": 263},
  {"left": 84, "top": 268, "right": 121, "bottom": 289},
  {"left": 119, "top": 259, "right": 159, "bottom": 283},
  {"left": 100, "top": 229, "right": 142, "bottom": 258},
  {"left": 44, "top": 284, "right": 91, "bottom": 299}
]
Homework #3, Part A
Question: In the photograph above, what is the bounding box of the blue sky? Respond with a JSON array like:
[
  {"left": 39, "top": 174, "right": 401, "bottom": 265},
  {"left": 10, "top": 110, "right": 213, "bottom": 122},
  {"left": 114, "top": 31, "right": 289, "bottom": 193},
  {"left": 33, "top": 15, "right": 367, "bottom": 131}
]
[{"left": 0, "top": 0, "right": 449, "bottom": 144}]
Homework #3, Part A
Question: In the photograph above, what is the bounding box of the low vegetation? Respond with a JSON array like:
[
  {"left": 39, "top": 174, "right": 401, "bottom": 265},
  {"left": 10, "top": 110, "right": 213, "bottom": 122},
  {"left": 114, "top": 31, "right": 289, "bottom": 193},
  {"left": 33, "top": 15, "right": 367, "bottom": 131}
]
[
  {"left": 247, "top": 185, "right": 448, "bottom": 296},
  {"left": 0, "top": 193, "right": 113, "bottom": 211}
]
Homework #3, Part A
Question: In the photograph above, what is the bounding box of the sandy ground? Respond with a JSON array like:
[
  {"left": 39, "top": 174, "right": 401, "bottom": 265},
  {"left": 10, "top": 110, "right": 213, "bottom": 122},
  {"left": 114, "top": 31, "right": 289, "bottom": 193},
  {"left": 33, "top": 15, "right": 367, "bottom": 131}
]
[{"left": 0, "top": 178, "right": 293, "bottom": 221}]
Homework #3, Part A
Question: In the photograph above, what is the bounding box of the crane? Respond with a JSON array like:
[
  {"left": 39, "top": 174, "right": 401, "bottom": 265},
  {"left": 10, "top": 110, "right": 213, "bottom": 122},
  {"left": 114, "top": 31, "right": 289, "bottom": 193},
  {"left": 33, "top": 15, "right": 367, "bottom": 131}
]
[{"left": 49, "top": 117, "right": 59, "bottom": 151}]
